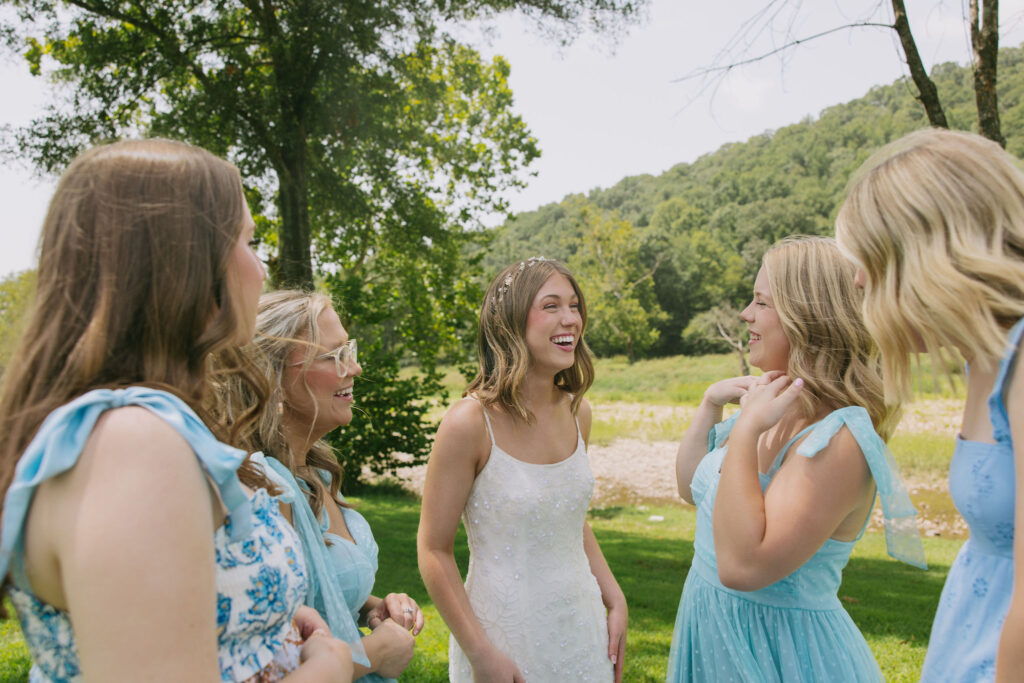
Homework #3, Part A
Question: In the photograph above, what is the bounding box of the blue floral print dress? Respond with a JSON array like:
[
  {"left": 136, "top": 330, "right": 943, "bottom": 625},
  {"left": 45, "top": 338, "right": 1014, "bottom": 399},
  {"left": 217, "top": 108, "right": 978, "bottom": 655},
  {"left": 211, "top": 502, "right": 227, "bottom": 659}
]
[
  {"left": 0, "top": 388, "right": 309, "bottom": 682},
  {"left": 920, "top": 318, "right": 1024, "bottom": 681}
]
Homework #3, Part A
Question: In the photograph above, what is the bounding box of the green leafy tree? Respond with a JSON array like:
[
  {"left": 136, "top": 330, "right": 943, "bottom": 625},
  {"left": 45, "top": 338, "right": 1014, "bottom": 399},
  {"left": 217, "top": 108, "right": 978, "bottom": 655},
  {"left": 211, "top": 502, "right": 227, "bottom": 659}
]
[
  {"left": 2, "top": 0, "right": 645, "bottom": 481},
  {"left": 0, "top": 269, "right": 36, "bottom": 375},
  {"left": 683, "top": 303, "right": 749, "bottom": 374},
  {"left": 568, "top": 203, "right": 666, "bottom": 363}
]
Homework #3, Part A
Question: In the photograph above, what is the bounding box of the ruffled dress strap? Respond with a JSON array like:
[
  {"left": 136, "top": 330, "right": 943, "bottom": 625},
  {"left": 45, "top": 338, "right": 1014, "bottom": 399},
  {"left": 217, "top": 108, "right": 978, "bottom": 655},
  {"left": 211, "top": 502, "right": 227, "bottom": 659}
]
[
  {"left": 989, "top": 317, "right": 1024, "bottom": 445},
  {"left": 252, "top": 453, "right": 371, "bottom": 668},
  {"left": 708, "top": 411, "right": 741, "bottom": 452},
  {"left": 1, "top": 387, "right": 253, "bottom": 584},
  {"left": 794, "top": 405, "right": 928, "bottom": 569}
]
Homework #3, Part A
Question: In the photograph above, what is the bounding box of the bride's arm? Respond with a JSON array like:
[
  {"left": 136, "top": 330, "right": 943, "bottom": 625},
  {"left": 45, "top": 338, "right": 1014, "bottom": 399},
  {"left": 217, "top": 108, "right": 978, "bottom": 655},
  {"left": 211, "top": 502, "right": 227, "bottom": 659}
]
[
  {"left": 417, "top": 399, "right": 524, "bottom": 682},
  {"left": 578, "top": 400, "right": 628, "bottom": 683}
]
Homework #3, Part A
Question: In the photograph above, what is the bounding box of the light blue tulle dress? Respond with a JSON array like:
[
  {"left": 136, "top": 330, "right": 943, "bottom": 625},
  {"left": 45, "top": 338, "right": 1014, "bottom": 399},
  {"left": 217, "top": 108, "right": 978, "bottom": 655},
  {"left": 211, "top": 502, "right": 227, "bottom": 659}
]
[
  {"left": 666, "top": 405, "right": 926, "bottom": 683},
  {"left": 0, "top": 388, "right": 309, "bottom": 682},
  {"left": 254, "top": 454, "right": 384, "bottom": 681},
  {"left": 920, "top": 319, "right": 1024, "bottom": 681}
]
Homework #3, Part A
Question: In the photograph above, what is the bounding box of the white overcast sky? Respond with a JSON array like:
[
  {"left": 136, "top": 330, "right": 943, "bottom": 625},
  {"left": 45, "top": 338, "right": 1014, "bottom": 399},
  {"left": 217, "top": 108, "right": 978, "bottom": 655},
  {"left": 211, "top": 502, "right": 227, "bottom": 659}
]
[{"left": 3, "top": 0, "right": 1024, "bottom": 277}]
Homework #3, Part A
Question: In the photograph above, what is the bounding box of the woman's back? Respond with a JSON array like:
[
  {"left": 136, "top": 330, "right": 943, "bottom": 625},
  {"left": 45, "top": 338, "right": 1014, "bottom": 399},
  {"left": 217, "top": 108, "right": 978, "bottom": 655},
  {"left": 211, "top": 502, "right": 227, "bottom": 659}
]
[{"left": 3, "top": 388, "right": 308, "bottom": 682}]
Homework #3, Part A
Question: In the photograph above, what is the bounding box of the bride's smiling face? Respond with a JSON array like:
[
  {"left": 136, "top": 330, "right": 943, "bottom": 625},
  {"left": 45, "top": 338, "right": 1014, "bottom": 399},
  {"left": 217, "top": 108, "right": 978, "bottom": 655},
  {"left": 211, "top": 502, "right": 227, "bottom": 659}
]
[{"left": 524, "top": 273, "right": 582, "bottom": 373}]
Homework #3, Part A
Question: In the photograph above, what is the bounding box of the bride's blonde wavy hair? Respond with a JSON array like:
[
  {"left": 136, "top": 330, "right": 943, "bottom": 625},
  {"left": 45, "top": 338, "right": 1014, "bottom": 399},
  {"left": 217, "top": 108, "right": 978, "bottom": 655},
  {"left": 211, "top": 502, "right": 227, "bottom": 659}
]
[
  {"left": 763, "top": 236, "right": 900, "bottom": 440},
  {"left": 836, "top": 128, "right": 1024, "bottom": 402}
]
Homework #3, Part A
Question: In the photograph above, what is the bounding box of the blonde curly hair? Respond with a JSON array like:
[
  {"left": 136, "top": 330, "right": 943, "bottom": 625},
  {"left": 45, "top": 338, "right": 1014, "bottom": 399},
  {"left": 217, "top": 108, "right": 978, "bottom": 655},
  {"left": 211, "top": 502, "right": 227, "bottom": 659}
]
[{"left": 836, "top": 128, "right": 1024, "bottom": 402}]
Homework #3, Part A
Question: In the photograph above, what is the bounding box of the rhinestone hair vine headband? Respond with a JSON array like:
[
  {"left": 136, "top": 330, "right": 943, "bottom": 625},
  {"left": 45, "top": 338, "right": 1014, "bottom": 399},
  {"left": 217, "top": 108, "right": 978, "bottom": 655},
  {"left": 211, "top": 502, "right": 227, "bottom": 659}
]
[{"left": 490, "top": 256, "right": 549, "bottom": 312}]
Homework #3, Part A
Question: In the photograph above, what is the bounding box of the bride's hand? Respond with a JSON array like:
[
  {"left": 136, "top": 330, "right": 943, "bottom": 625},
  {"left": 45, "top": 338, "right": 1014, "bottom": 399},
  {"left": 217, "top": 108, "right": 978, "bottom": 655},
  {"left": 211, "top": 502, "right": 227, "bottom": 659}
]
[
  {"left": 470, "top": 644, "right": 525, "bottom": 682},
  {"left": 606, "top": 600, "right": 627, "bottom": 683}
]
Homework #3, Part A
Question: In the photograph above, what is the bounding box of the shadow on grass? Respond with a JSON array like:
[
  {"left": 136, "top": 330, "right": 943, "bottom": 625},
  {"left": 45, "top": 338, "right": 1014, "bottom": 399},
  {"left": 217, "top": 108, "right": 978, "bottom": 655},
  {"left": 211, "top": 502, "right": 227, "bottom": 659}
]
[
  {"left": 588, "top": 505, "right": 629, "bottom": 520},
  {"left": 840, "top": 555, "right": 949, "bottom": 643}
]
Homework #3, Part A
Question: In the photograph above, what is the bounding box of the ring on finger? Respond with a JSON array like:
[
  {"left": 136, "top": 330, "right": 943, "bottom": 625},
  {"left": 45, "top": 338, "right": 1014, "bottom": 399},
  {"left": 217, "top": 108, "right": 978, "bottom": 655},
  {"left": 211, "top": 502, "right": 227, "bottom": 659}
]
[{"left": 402, "top": 607, "right": 415, "bottom": 615}]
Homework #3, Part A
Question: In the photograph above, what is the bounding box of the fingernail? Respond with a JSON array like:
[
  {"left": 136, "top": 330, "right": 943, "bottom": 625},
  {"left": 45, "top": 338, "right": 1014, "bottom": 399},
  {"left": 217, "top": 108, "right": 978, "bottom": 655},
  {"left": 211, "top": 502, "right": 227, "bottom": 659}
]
[
  {"left": 793, "top": 378, "right": 803, "bottom": 387},
  {"left": 611, "top": 655, "right": 617, "bottom": 664}
]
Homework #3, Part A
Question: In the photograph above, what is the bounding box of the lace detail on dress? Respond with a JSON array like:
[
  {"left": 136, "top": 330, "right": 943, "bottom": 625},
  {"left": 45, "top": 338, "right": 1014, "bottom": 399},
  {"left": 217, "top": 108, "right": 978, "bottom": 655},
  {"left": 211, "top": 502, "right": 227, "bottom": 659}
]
[{"left": 448, "top": 403, "right": 612, "bottom": 683}]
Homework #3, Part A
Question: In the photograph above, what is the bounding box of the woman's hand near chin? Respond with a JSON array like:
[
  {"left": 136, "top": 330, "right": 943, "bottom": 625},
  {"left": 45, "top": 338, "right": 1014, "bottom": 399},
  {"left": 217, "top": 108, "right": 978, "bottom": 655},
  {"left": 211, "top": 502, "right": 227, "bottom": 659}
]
[
  {"left": 735, "top": 373, "right": 804, "bottom": 436},
  {"left": 702, "top": 373, "right": 779, "bottom": 409}
]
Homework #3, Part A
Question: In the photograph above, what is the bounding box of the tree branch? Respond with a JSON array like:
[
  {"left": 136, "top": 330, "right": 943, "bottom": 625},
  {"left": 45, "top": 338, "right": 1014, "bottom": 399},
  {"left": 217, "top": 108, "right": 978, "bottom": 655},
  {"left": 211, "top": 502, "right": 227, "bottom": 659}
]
[
  {"left": 890, "top": 0, "right": 948, "bottom": 127},
  {"left": 671, "top": 22, "right": 892, "bottom": 84}
]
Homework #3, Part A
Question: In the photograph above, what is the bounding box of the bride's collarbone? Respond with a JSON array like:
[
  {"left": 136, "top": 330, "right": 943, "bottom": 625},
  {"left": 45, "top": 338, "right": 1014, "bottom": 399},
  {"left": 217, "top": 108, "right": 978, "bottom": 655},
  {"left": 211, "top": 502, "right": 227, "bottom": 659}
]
[{"left": 486, "top": 409, "right": 579, "bottom": 466}]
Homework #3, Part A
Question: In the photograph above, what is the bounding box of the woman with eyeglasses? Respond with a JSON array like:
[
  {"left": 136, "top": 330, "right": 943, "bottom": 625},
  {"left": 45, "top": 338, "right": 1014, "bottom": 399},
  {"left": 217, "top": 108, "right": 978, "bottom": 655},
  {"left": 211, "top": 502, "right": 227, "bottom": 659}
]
[{"left": 220, "top": 289, "right": 421, "bottom": 683}]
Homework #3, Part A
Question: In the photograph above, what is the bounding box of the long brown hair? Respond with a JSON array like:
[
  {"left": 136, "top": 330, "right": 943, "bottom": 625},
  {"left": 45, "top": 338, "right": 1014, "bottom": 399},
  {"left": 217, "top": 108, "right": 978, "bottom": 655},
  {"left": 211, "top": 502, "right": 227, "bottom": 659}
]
[
  {"left": 0, "top": 139, "right": 270, "bottom": 499},
  {"left": 466, "top": 257, "right": 595, "bottom": 422}
]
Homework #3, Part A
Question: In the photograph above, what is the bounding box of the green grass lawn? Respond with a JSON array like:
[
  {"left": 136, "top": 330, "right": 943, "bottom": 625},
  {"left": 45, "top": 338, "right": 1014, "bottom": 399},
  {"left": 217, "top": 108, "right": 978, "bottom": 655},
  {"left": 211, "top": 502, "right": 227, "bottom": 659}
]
[
  {"left": 0, "top": 488, "right": 959, "bottom": 682},
  {"left": 427, "top": 352, "right": 966, "bottom": 407}
]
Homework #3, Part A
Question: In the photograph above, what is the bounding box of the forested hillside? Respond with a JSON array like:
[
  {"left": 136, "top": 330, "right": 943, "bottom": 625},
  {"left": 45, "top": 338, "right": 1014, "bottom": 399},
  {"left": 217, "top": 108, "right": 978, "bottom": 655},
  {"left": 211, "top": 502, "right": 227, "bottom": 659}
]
[{"left": 484, "top": 46, "right": 1024, "bottom": 360}]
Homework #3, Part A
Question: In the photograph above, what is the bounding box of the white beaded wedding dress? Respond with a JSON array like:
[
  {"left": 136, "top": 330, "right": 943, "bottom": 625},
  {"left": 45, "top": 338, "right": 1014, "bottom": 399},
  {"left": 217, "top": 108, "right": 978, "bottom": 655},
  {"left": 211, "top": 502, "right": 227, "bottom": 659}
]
[{"left": 448, "top": 405, "right": 613, "bottom": 683}]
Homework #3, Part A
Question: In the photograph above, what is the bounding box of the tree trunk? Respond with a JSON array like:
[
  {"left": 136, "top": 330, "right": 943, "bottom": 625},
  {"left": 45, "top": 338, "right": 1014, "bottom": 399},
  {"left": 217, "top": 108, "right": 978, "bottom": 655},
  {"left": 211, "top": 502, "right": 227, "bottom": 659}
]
[
  {"left": 971, "top": 0, "right": 1005, "bottom": 146},
  {"left": 275, "top": 138, "right": 314, "bottom": 289},
  {"left": 891, "top": 0, "right": 948, "bottom": 128},
  {"left": 736, "top": 348, "right": 749, "bottom": 375}
]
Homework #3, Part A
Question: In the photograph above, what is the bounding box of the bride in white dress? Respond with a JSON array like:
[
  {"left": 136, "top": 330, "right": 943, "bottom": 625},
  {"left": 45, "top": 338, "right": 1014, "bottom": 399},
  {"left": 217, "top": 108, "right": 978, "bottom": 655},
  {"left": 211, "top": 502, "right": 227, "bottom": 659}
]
[{"left": 418, "top": 257, "right": 627, "bottom": 683}]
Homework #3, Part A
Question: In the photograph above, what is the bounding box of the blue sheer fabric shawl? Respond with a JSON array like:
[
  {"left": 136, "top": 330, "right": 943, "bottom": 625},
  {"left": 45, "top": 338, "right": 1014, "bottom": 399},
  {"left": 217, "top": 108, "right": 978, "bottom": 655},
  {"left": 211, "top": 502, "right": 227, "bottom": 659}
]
[
  {"left": 252, "top": 453, "right": 371, "bottom": 668},
  {"left": 711, "top": 405, "right": 927, "bottom": 569}
]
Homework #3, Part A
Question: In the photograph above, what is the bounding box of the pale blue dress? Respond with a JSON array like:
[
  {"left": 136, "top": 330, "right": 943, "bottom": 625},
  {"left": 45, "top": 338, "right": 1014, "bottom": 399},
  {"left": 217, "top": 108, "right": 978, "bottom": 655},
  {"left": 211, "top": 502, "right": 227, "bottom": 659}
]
[
  {"left": 0, "top": 388, "right": 309, "bottom": 682},
  {"left": 920, "top": 319, "right": 1023, "bottom": 681},
  {"left": 666, "top": 405, "right": 926, "bottom": 683},
  {"left": 255, "top": 454, "right": 383, "bottom": 681}
]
